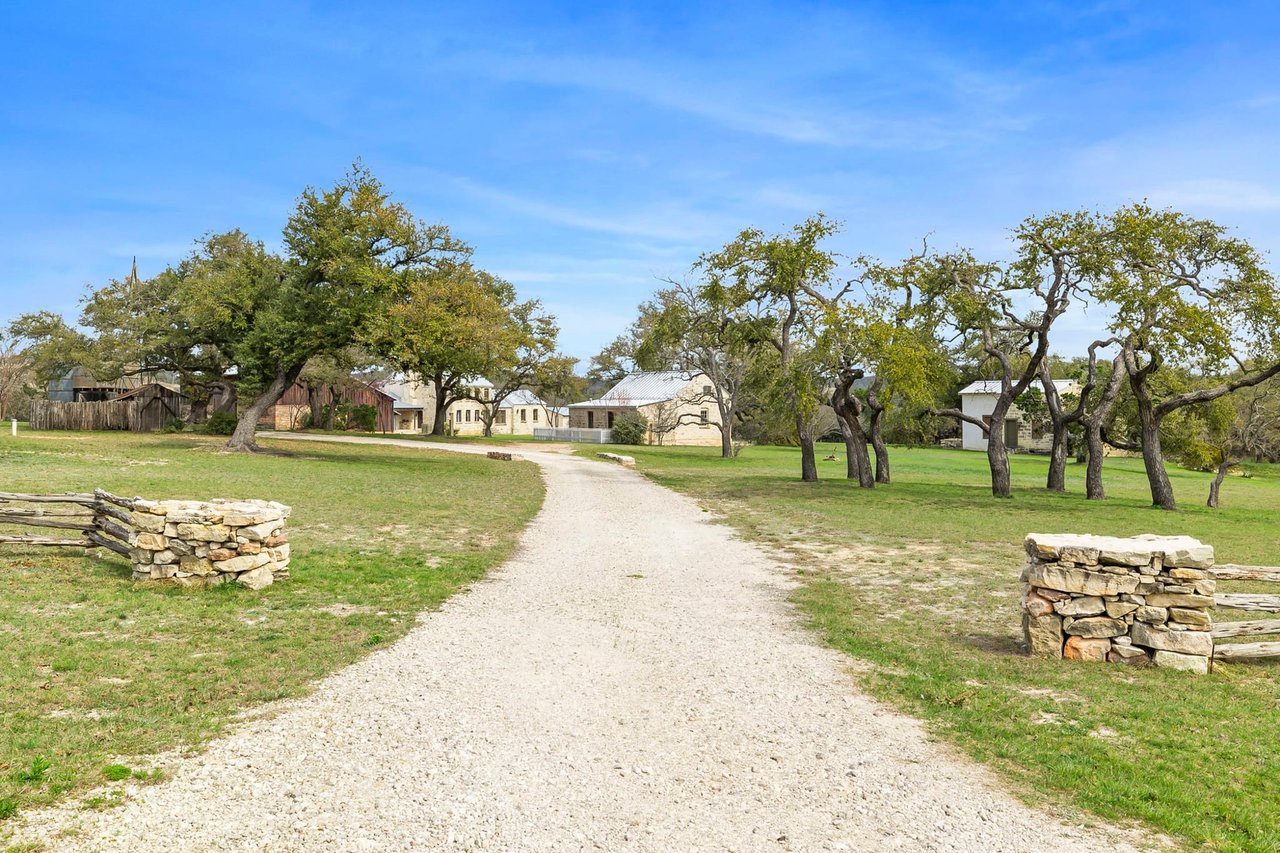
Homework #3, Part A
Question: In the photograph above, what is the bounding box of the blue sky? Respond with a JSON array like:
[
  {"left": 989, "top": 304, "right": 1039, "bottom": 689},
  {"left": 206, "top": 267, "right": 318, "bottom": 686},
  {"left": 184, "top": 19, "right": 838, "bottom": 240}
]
[{"left": 3, "top": 1, "right": 1280, "bottom": 365}]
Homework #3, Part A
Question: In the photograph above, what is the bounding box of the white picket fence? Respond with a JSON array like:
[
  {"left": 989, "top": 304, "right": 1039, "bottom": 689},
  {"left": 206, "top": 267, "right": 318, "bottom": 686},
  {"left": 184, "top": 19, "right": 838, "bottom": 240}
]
[{"left": 531, "top": 427, "right": 614, "bottom": 444}]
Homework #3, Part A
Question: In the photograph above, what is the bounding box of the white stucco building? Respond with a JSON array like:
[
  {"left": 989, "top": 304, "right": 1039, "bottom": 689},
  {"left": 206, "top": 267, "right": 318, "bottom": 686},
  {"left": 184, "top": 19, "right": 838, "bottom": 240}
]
[{"left": 958, "top": 379, "right": 1080, "bottom": 452}]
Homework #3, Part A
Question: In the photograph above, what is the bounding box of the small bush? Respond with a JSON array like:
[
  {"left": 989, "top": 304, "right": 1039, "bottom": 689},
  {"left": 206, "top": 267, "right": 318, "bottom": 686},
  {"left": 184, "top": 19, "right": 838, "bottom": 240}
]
[
  {"left": 202, "top": 411, "right": 238, "bottom": 435},
  {"left": 14, "top": 755, "right": 50, "bottom": 784},
  {"left": 0, "top": 796, "right": 16, "bottom": 820},
  {"left": 158, "top": 417, "right": 185, "bottom": 434},
  {"left": 342, "top": 403, "right": 378, "bottom": 433},
  {"left": 611, "top": 411, "right": 648, "bottom": 445}
]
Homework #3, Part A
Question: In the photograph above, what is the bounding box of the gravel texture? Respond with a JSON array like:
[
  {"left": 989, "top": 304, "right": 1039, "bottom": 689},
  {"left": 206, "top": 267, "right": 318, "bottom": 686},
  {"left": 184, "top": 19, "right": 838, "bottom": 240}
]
[{"left": 27, "top": 435, "right": 1141, "bottom": 851}]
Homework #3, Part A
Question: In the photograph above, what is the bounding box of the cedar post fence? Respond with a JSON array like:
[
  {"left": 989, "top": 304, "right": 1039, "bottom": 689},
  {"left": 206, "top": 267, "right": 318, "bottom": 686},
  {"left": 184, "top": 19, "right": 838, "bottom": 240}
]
[
  {"left": 1210, "top": 564, "right": 1280, "bottom": 662},
  {"left": 0, "top": 490, "right": 137, "bottom": 556}
]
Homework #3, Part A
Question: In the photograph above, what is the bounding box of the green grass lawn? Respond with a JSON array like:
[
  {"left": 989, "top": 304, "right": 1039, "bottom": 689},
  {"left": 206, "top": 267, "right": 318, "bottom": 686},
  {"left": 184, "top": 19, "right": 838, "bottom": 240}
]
[
  {"left": 0, "top": 431, "right": 543, "bottom": 826},
  {"left": 603, "top": 442, "right": 1280, "bottom": 852}
]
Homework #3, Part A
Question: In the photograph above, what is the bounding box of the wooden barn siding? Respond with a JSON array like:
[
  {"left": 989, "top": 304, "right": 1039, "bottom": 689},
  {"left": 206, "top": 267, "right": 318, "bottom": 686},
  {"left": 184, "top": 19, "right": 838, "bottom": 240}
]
[
  {"left": 30, "top": 400, "right": 133, "bottom": 431},
  {"left": 265, "top": 382, "right": 394, "bottom": 432}
]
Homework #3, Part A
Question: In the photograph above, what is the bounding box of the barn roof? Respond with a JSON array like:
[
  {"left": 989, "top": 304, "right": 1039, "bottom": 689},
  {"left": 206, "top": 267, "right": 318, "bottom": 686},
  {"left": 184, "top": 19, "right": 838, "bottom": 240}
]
[{"left": 959, "top": 379, "right": 1078, "bottom": 396}]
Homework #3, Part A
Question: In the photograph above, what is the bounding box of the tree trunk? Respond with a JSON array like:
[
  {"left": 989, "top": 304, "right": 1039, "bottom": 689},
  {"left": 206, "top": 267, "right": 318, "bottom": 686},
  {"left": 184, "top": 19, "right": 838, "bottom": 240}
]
[
  {"left": 307, "top": 384, "right": 324, "bottom": 428},
  {"left": 797, "top": 416, "right": 817, "bottom": 482},
  {"left": 1084, "top": 424, "right": 1106, "bottom": 500},
  {"left": 1136, "top": 396, "right": 1176, "bottom": 510},
  {"left": 430, "top": 378, "right": 450, "bottom": 435},
  {"left": 718, "top": 399, "right": 735, "bottom": 458},
  {"left": 869, "top": 405, "right": 890, "bottom": 484},
  {"left": 986, "top": 400, "right": 1012, "bottom": 498},
  {"left": 836, "top": 414, "right": 864, "bottom": 482},
  {"left": 224, "top": 365, "right": 303, "bottom": 452},
  {"left": 1207, "top": 458, "right": 1230, "bottom": 508},
  {"left": 1046, "top": 420, "right": 1068, "bottom": 492}
]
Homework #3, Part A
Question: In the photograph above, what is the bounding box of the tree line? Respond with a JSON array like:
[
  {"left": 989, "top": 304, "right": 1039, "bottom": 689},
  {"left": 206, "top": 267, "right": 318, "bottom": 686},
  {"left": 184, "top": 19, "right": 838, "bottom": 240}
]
[
  {"left": 7, "top": 165, "right": 574, "bottom": 449},
  {"left": 596, "top": 206, "right": 1280, "bottom": 511}
]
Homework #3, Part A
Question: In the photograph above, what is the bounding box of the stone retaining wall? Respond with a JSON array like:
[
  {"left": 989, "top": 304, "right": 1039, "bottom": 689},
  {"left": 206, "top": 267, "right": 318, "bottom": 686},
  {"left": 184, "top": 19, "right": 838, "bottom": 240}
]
[
  {"left": 1022, "top": 533, "right": 1215, "bottom": 673},
  {"left": 129, "top": 499, "right": 291, "bottom": 589}
]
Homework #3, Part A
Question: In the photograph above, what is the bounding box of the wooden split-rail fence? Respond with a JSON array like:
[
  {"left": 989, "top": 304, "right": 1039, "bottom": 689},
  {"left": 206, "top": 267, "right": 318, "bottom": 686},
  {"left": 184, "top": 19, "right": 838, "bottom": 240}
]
[
  {"left": 0, "top": 490, "right": 141, "bottom": 558},
  {"left": 1211, "top": 563, "right": 1280, "bottom": 663}
]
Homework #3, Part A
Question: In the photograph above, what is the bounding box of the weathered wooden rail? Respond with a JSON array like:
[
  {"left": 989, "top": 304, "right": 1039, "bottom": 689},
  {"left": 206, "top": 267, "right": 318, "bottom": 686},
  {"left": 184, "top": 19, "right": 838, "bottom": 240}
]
[
  {"left": 0, "top": 490, "right": 138, "bottom": 558},
  {"left": 1211, "top": 563, "right": 1280, "bottom": 662}
]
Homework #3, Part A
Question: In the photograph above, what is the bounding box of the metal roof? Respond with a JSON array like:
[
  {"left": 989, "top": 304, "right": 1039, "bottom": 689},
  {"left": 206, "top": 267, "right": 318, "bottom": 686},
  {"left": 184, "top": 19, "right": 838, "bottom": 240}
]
[
  {"left": 568, "top": 371, "right": 705, "bottom": 408},
  {"left": 498, "top": 389, "right": 548, "bottom": 408},
  {"left": 959, "top": 379, "right": 1079, "bottom": 395}
]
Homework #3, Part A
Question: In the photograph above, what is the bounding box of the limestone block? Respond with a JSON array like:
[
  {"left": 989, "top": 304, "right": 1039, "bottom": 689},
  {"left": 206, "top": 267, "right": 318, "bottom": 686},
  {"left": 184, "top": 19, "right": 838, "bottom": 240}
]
[
  {"left": 179, "top": 556, "right": 216, "bottom": 576},
  {"left": 164, "top": 523, "right": 179, "bottom": 537},
  {"left": 268, "top": 543, "right": 290, "bottom": 562},
  {"left": 131, "top": 512, "right": 167, "bottom": 534},
  {"left": 1105, "top": 600, "right": 1139, "bottom": 619},
  {"left": 1023, "top": 613, "right": 1063, "bottom": 658},
  {"left": 212, "top": 552, "right": 271, "bottom": 574},
  {"left": 1063, "top": 616, "right": 1127, "bottom": 638},
  {"left": 135, "top": 532, "right": 168, "bottom": 551},
  {"left": 1108, "top": 645, "right": 1150, "bottom": 665},
  {"left": 152, "top": 549, "right": 176, "bottom": 566},
  {"left": 1193, "top": 579, "right": 1216, "bottom": 596},
  {"left": 237, "top": 541, "right": 263, "bottom": 556},
  {"left": 1064, "top": 636, "right": 1110, "bottom": 661},
  {"left": 1167, "top": 567, "right": 1207, "bottom": 579},
  {"left": 1022, "top": 591, "right": 1055, "bottom": 618},
  {"left": 1152, "top": 650, "right": 1210, "bottom": 673},
  {"left": 236, "top": 566, "right": 274, "bottom": 590},
  {"left": 208, "top": 547, "right": 236, "bottom": 561},
  {"left": 1025, "top": 563, "right": 1139, "bottom": 597},
  {"left": 237, "top": 520, "right": 283, "bottom": 542},
  {"left": 174, "top": 523, "right": 231, "bottom": 542},
  {"left": 1130, "top": 622, "right": 1213, "bottom": 656},
  {"left": 149, "top": 563, "right": 177, "bottom": 580},
  {"left": 1144, "top": 592, "right": 1213, "bottom": 609},
  {"left": 1135, "top": 606, "right": 1168, "bottom": 624},
  {"left": 168, "top": 539, "right": 194, "bottom": 556},
  {"left": 1055, "top": 596, "right": 1105, "bottom": 616},
  {"left": 1059, "top": 546, "right": 1100, "bottom": 566},
  {"left": 1168, "top": 607, "right": 1211, "bottom": 627}
]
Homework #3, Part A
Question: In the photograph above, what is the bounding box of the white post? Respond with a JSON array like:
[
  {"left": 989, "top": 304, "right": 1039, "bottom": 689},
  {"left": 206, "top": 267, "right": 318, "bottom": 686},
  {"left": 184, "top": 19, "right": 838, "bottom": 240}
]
[{"left": 10, "top": 419, "right": 15, "bottom": 436}]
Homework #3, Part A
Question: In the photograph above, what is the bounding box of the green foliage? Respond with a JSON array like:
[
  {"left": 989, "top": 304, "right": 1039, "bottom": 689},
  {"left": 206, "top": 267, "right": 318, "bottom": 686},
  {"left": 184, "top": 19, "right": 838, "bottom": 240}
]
[
  {"left": 342, "top": 403, "right": 378, "bottom": 433},
  {"left": 0, "top": 796, "right": 15, "bottom": 820},
  {"left": 202, "top": 411, "right": 238, "bottom": 435},
  {"left": 102, "top": 764, "right": 133, "bottom": 782},
  {"left": 610, "top": 411, "right": 648, "bottom": 445},
  {"left": 13, "top": 755, "right": 50, "bottom": 784},
  {"left": 158, "top": 417, "right": 185, "bottom": 434}
]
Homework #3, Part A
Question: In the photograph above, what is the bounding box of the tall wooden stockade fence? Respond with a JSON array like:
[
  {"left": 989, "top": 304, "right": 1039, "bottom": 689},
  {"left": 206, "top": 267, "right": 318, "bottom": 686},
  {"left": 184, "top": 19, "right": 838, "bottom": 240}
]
[
  {"left": 0, "top": 490, "right": 140, "bottom": 558},
  {"left": 1212, "top": 563, "right": 1280, "bottom": 663}
]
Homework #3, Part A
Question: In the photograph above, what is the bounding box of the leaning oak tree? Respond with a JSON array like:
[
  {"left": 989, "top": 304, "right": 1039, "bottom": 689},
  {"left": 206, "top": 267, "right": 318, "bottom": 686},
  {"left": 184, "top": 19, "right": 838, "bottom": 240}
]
[
  {"left": 221, "top": 165, "right": 470, "bottom": 451},
  {"left": 1101, "top": 203, "right": 1280, "bottom": 509},
  {"left": 929, "top": 211, "right": 1107, "bottom": 497}
]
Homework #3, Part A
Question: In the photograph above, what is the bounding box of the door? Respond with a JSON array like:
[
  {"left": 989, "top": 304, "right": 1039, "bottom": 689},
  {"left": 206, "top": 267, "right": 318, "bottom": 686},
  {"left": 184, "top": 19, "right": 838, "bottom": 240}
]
[
  {"left": 1004, "top": 419, "right": 1019, "bottom": 449},
  {"left": 587, "top": 411, "right": 594, "bottom": 428},
  {"left": 607, "top": 411, "right": 615, "bottom": 428}
]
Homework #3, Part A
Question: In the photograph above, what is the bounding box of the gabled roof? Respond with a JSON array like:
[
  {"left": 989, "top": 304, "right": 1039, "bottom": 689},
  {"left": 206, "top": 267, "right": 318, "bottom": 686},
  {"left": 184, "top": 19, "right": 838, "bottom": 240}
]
[
  {"left": 568, "top": 371, "right": 706, "bottom": 409},
  {"left": 498, "top": 389, "right": 548, "bottom": 408},
  {"left": 960, "top": 379, "right": 1079, "bottom": 396}
]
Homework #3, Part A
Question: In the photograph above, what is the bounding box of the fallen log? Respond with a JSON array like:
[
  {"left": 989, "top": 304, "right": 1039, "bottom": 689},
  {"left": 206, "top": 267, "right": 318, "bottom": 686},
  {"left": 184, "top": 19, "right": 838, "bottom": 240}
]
[
  {"left": 1211, "top": 618, "right": 1280, "bottom": 639},
  {"left": 1214, "top": 641, "right": 1280, "bottom": 661},
  {"left": 1211, "top": 564, "right": 1280, "bottom": 583},
  {"left": 1214, "top": 593, "right": 1280, "bottom": 613}
]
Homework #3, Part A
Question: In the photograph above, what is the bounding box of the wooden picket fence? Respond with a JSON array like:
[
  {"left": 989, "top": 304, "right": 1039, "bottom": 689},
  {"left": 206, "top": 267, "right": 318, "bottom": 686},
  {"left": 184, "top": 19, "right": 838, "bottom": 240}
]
[
  {"left": 0, "top": 490, "right": 137, "bottom": 558},
  {"left": 28, "top": 400, "right": 133, "bottom": 431},
  {"left": 1211, "top": 563, "right": 1280, "bottom": 662}
]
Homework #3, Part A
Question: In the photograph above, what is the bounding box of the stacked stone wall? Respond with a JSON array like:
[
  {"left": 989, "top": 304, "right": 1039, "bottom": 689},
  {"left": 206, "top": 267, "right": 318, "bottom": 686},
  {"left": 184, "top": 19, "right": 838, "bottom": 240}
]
[
  {"left": 128, "top": 499, "right": 291, "bottom": 589},
  {"left": 1022, "top": 533, "right": 1215, "bottom": 673}
]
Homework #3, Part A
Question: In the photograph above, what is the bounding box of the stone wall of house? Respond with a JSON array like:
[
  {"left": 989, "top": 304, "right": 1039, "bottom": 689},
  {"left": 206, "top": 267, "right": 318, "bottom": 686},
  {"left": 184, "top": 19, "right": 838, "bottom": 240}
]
[
  {"left": 128, "top": 499, "right": 291, "bottom": 589},
  {"left": 1022, "top": 533, "right": 1215, "bottom": 673}
]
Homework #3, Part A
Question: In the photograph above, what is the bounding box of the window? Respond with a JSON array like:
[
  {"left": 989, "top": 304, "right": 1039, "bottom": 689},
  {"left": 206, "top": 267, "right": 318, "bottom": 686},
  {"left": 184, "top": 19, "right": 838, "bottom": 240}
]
[
  {"left": 465, "top": 409, "right": 471, "bottom": 422},
  {"left": 532, "top": 408, "right": 539, "bottom": 422},
  {"left": 700, "top": 408, "right": 708, "bottom": 424},
  {"left": 520, "top": 409, "right": 527, "bottom": 423},
  {"left": 496, "top": 410, "right": 506, "bottom": 425},
  {"left": 703, "top": 385, "right": 713, "bottom": 396},
  {"left": 455, "top": 410, "right": 462, "bottom": 423},
  {"left": 607, "top": 411, "right": 615, "bottom": 428},
  {"left": 587, "top": 411, "right": 595, "bottom": 428}
]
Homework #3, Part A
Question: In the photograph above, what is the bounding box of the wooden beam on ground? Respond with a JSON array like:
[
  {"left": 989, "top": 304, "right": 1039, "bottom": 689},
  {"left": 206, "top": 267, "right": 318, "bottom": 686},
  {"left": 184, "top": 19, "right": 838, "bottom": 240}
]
[
  {"left": 1212, "top": 564, "right": 1280, "bottom": 583},
  {"left": 1212, "top": 618, "right": 1280, "bottom": 639},
  {"left": 1215, "top": 593, "right": 1280, "bottom": 613},
  {"left": 1214, "top": 641, "right": 1280, "bottom": 661}
]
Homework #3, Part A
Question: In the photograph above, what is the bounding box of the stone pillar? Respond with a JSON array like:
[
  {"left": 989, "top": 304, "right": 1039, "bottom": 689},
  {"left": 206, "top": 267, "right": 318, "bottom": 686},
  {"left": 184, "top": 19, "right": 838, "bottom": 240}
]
[
  {"left": 128, "top": 499, "right": 292, "bottom": 589},
  {"left": 1022, "top": 534, "right": 1215, "bottom": 674}
]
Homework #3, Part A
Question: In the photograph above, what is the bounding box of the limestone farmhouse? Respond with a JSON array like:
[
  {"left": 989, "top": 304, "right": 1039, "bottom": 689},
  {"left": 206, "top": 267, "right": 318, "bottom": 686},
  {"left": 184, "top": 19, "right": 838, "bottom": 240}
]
[
  {"left": 567, "top": 370, "right": 723, "bottom": 446},
  {"left": 958, "top": 379, "right": 1081, "bottom": 452},
  {"left": 380, "top": 375, "right": 567, "bottom": 435}
]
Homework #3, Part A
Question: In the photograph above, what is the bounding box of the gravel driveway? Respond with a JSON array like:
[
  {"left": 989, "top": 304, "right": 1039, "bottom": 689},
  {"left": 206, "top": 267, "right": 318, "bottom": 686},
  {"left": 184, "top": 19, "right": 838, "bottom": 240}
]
[{"left": 27, "top": 435, "right": 1140, "bottom": 851}]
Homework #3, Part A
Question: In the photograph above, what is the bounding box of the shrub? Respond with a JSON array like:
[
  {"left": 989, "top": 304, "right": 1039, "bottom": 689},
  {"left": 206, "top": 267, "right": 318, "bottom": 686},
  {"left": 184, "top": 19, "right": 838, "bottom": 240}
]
[
  {"left": 611, "top": 411, "right": 648, "bottom": 445},
  {"left": 342, "top": 403, "right": 378, "bottom": 433},
  {"left": 202, "top": 411, "right": 238, "bottom": 435},
  {"left": 158, "top": 417, "right": 185, "bottom": 434}
]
